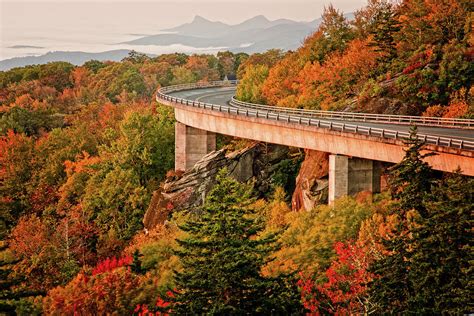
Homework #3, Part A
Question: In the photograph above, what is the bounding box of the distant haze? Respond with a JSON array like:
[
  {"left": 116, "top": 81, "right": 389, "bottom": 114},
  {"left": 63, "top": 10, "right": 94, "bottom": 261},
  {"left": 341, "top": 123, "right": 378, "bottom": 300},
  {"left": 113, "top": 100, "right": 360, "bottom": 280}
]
[{"left": 0, "top": 0, "right": 366, "bottom": 61}]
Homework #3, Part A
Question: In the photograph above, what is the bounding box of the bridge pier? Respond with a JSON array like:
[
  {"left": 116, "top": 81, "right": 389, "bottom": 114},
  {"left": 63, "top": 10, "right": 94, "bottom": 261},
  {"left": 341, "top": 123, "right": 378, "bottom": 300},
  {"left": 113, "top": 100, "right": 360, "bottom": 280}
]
[
  {"left": 175, "top": 122, "right": 216, "bottom": 171},
  {"left": 329, "top": 155, "right": 381, "bottom": 204}
]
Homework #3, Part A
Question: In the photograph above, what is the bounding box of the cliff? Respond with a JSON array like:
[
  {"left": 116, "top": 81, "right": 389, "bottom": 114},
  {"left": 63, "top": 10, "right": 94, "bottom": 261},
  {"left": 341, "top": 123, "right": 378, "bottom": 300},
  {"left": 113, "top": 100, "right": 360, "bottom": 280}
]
[
  {"left": 291, "top": 150, "right": 329, "bottom": 211},
  {"left": 143, "top": 142, "right": 289, "bottom": 230}
]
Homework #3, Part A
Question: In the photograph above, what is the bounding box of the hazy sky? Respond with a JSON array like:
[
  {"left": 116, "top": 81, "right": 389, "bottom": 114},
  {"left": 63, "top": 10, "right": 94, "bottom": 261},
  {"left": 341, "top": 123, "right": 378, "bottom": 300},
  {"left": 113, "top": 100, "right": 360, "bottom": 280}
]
[{"left": 0, "top": 0, "right": 367, "bottom": 60}]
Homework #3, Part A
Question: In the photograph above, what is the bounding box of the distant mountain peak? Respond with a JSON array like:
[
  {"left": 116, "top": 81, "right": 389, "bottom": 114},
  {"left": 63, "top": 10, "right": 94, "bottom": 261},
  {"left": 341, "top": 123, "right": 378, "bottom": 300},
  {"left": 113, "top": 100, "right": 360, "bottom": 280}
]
[
  {"left": 192, "top": 15, "right": 211, "bottom": 23},
  {"left": 247, "top": 15, "right": 270, "bottom": 22}
]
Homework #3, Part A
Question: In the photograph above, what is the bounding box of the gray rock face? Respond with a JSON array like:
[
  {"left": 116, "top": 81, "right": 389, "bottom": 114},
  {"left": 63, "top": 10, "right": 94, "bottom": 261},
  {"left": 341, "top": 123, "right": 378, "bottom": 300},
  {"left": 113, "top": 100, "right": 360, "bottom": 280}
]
[{"left": 143, "top": 142, "right": 289, "bottom": 230}]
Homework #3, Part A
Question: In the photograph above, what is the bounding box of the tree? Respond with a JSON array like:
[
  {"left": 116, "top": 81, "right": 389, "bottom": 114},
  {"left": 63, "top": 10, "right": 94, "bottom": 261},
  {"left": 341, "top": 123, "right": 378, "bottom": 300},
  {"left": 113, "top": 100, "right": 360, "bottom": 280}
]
[
  {"left": 369, "top": 126, "right": 436, "bottom": 313},
  {"left": 261, "top": 52, "right": 302, "bottom": 107},
  {"left": 369, "top": 1, "right": 401, "bottom": 64},
  {"left": 387, "top": 126, "right": 435, "bottom": 215},
  {"left": 408, "top": 171, "right": 473, "bottom": 313},
  {"left": 171, "top": 169, "right": 302, "bottom": 314},
  {"left": 0, "top": 131, "right": 35, "bottom": 234},
  {"left": 43, "top": 266, "right": 140, "bottom": 315},
  {"left": 235, "top": 64, "right": 269, "bottom": 103},
  {"left": 297, "top": 241, "right": 375, "bottom": 314},
  {"left": 122, "top": 50, "right": 150, "bottom": 64},
  {"left": 309, "top": 5, "right": 355, "bottom": 63},
  {"left": 0, "top": 243, "right": 44, "bottom": 314}
]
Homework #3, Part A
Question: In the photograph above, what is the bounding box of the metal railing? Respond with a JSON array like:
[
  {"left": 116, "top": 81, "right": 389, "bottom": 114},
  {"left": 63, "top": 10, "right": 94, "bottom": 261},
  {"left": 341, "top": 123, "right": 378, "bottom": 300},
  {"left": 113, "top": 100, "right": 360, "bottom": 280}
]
[
  {"left": 156, "top": 81, "right": 474, "bottom": 151},
  {"left": 230, "top": 98, "right": 474, "bottom": 129}
]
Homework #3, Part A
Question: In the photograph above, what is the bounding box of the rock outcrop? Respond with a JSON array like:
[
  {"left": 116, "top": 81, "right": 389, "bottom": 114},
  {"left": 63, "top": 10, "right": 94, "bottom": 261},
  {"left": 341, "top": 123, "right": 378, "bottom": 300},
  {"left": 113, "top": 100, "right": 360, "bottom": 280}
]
[
  {"left": 143, "top": 142, "right": 289, "bottom": 230},
  {"left": 291, "top": 150, "right": 329, "bottom": 211}
]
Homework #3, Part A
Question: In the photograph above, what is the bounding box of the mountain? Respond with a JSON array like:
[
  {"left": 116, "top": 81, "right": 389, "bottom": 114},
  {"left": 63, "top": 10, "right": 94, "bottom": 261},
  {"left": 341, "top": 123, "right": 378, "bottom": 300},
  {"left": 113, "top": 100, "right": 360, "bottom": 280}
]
[
  {"left": 162, "top": 15, "right": 232, "bottom": 38},
  {"left": 124, "top": 15, "right": 319, "bottom": 52},
  {"left": 1, "top": 14, "right": 354, "bottom": 71},
  {"left": 0, "top": 50, "right": 148, "bottom": 71}
]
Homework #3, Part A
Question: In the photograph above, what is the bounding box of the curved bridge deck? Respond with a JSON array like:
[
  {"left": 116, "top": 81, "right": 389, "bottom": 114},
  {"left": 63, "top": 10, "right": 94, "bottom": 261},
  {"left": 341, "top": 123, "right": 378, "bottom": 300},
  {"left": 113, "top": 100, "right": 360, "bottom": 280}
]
[{"left": 158, "top": 82, "right": 474, "bottom": 176}]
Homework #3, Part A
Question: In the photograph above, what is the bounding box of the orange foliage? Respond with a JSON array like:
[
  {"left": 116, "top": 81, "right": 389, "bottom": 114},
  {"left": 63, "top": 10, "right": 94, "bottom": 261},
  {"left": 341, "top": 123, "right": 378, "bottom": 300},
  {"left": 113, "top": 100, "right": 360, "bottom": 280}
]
[
  {"left": 398, "top": 0, "right": 466, "bottom": 49},
  {"left": 296, "top": 39, "right": 379, "bottom": 110},
  {"left": 261, "top": 52, "right": 302, "bottom": 106},
  {"left": 97, "top": 101, "right": 126, "bottom": 128},
  {"left": 64, "top": 151, "right": 101, "bottom": 176},
  {"left": 43, "top": 268, "right": 140, "bottom": 315},
  {"left": 443, "top": 88, "right": 469, "bottom": 118},
  {"left": 423, "top": 88, "right": 470, "bottom": 118},
  {"left": 14, "top": 94, "right": 34, "bottom": 108},
  {"left": 185, "top": 55, "right": 219, "bottom": 82},
  {"left": 9, "top": 215, "right": 48, "bottom": 259},
  {"left": 422, "top": 105, "right": 445, "bottom": 117},
  {"left": 71, "top": 67, "right": 90, "bottom": 88}
]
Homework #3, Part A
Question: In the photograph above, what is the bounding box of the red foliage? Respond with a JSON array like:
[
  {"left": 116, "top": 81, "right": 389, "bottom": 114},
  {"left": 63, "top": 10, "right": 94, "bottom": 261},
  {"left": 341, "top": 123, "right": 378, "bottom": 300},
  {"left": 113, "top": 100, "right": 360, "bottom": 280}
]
[
  {"left": 29, "top": 184, "right": 58, "bottom": 214},
  {"left": 402, "top": 48, "right": 434, "bottom": 75},
  {"left": 297, "top": 241, "right": 375, "bottom": 315},
  {"left": 92, "top": 255, "right": 133, "bottom": 276},
  {"left": 134, "top": 290, "right": 175, "bottom": 316}
]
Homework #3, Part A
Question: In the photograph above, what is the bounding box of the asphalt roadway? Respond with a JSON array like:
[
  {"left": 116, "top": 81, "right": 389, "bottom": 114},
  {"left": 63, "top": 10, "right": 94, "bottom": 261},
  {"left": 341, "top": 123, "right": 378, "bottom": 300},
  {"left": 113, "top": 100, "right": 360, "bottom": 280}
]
[{"left": 168, "top": 87, "right": 474, "bottom": 142}]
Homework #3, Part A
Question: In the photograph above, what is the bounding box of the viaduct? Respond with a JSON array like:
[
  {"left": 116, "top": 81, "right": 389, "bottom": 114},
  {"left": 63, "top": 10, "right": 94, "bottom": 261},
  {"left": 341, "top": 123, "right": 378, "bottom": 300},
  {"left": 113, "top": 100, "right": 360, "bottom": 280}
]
[{"left": 157, "top": 81, "right": 474, "bottom": 204}]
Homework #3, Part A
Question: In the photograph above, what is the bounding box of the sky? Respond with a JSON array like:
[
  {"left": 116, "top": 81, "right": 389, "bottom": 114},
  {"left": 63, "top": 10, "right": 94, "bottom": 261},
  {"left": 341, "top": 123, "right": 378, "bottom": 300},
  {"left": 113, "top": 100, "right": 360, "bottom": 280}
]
[{"left": 0, "top": 0, "right": 367, "bottom": 60}]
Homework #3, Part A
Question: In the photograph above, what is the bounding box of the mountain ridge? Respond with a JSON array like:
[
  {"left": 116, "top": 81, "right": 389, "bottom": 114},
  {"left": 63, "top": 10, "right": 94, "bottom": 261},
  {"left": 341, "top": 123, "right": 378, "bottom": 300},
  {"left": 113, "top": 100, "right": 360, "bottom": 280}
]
[{"left": 0, "top": 14, "right": 356, "bottom": 71}]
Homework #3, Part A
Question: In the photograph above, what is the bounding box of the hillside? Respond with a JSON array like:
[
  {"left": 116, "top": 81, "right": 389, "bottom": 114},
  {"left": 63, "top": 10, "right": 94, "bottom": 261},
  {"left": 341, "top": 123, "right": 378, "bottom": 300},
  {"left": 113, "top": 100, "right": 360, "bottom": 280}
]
[{"left": 0, "top": 0, "right": 472, "bottom": 314}]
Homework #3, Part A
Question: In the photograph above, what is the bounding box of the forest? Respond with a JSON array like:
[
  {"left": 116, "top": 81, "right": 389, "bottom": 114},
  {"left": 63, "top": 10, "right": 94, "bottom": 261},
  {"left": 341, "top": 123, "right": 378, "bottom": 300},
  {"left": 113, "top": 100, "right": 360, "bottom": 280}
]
[{"left": 0, "top": 0, "right": 473, "bottom": 314}]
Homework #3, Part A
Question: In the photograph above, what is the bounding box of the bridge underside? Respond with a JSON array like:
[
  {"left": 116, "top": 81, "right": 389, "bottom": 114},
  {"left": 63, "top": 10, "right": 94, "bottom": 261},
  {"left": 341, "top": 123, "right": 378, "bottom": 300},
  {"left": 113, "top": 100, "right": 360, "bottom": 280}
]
[
  {"left": 170, "top": 104, "right": 473, "bottom": 176},
  {"left": 168, "top": 98, "right": 473, "bottom": 205}
]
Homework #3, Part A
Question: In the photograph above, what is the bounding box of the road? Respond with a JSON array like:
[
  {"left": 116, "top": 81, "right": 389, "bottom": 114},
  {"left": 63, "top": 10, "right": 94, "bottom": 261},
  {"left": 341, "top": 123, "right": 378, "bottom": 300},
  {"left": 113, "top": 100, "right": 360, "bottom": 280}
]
[{"left": 168, "top": 87, "right": 474, "bottom": 141}]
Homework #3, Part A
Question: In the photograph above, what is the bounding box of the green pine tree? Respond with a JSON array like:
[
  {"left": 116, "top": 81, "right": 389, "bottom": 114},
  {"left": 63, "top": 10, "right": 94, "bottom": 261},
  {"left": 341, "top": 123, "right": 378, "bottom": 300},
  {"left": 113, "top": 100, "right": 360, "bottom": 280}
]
[
  {"left": 130, "top": 249, "right": 143, "bottom": 274},
  {"left": 369, "top": 2, "right": 400, "bottom": 64},
  {"left": 408, "top": 171, "right": 473, "bottom": 313},
  {"left": 369, "top": 126, "right": 436, "bottom": 313},
  {"left": 171, "top": 168, "right": 302, "bottom": 314},
  {"left": 387, "top": 125, "right": 436, "bottom": 217}
]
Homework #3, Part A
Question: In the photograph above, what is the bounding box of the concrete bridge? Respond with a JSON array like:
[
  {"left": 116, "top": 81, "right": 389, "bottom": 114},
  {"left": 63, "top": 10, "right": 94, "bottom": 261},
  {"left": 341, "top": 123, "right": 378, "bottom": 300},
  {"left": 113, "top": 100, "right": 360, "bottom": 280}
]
[{"left": 157, "top": 81, "right": 474, "bottom": 203}]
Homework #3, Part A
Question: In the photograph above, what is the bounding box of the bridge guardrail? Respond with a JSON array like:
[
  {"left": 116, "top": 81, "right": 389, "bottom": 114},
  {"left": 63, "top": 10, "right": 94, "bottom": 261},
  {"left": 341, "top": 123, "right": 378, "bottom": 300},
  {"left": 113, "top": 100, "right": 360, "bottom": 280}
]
[
  {"left": 230, "top": 98, "right": 474, "bottom": 129},
  {"left": 156, "top": 81, "right": 474, "bottom": 151}
]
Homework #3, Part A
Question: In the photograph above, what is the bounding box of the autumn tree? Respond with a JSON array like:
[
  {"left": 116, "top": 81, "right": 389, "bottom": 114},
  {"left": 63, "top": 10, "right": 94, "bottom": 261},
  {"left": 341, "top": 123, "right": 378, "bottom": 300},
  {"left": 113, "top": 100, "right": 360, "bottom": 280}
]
[
  {"left": 235, "top": 64, "right": 269, "bottom": 103},
  {"left": 397, "top": 0, "right": 468, "bottom": 50},
  {"left": 261, "top": 52, "right": 303, "bottom": 107},
  {"left": 0, "top": 243, "right": 44, "bottom": 314},
  {"left": 309, "top": 5, "right": 354, "bottom": 63},
  {"left": 236, "top": 49, "right": 283, "bottom": 79},
  {"left": 0, "top": 131, "right": 35, "bottom": 233},
  {"left": 43, "top": 262, "right": 141, "bottom": 315},
  {"left": 172, "top": 169, "right": 302, "bottom": 314},
  {"left": 217, "top": 51, "right": 236, "bottom": 79},
  {"left": 298, "top": 241, "right": 375, "bottom": 314}
]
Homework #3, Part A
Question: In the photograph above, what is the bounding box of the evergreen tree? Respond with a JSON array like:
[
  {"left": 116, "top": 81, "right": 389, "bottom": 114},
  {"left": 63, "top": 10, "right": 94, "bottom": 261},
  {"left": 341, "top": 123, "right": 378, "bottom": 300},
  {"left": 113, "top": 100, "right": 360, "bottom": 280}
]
[
  {"left": 369, "top": 1, "right": 400, "bottom": 64},
  {"left": 387, "top": 126, "right": 436, "bottom": 217},
  {"left": 171, "top": 168, "right": 302, "bottom": 314},
  {"left": 408, "top": 171, "right": 473, "bottom": 313},
  {"left": 130, "top": 249, "right": 143, "bottom": 274},
  {"left": 369, "top": 126, "right": 436, "bottom": 313}
]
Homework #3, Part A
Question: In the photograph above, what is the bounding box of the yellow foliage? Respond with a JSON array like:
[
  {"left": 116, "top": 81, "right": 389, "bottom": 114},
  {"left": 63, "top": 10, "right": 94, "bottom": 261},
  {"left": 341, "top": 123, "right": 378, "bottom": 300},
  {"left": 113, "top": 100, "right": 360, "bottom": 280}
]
[{"left": 265, "top": 197, "right": 374, "bottom": 277}]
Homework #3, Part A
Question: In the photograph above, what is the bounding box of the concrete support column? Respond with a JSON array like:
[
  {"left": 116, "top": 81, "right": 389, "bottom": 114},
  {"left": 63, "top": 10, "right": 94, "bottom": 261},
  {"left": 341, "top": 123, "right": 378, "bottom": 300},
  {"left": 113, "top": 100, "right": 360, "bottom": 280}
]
[
  {"left": 175, "top": 122, "right": 216, "bottom": 171},
  {"left": 329, "top": 155, "right": 381, "bottom": 204}
]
